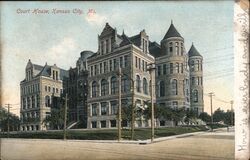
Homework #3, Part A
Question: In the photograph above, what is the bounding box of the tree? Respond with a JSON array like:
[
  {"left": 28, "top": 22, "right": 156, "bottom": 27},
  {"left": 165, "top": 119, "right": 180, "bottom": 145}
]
[
  {"left": 0, "top": 107, "right": 20, "bottom": 132},
  {"left": 199, "top": 112, "right": 211, "bottom": 123},
  {"left": 43, "top": 107, "right": 64, "bottom": 130},
  {"left": 213, "top": 108, "right": 225, "bottom": 123},
  {"left": 184, "top": 109, "right": 198, "bottom": 124}
]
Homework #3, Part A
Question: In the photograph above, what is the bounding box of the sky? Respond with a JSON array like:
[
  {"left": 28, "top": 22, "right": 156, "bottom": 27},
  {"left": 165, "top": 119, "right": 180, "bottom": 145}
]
[{"left": 1, "top": 1, "right": 234, "bottom": 116}]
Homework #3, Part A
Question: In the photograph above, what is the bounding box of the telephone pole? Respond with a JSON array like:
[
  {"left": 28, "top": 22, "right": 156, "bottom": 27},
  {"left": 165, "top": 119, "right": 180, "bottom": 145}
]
[
  {"left": 63, "top": 93, "right": 68, "bottom": 140},
  {"left": 6, "top": 104, "right": 11, "bottom": 138},
  {"left": 118, "top": 67, "right": 122, "bottom": 142},
  {"left": 230, "top": 100, "right": 234, "bottom": 126},
  {"left": 209, "top": 92, "right": 215, "bottom": 131},
  {"left": 147, "top": 63, "right": 156, "bottom": 142}
]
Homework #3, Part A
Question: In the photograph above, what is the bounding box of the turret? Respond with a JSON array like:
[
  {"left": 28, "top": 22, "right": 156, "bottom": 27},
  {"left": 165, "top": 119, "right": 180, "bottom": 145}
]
[{"left": 188, "top": 43, "right": 204, "bottom": 114}]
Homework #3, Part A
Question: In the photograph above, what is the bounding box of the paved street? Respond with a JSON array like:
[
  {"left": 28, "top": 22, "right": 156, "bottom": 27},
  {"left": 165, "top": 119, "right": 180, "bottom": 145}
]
[{"left": 0, "top": 127, "right": 234, "bottom": 160}]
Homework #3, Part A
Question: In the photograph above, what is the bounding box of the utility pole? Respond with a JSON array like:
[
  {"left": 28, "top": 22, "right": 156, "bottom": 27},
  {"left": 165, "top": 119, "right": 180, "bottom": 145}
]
[
  {"left": 6, "top": 104, "right": 11, "bottom": 138},
  {"left": 209, "top": 92, "right": 215, "bottom": 131},
  {"left": 230, "top": 100, "right": 234, "bottom": 126},
  {"left": 118, "top": 67, "right": 122, "bottom": 142},
  {"left": 147, "top": 63, "right": 156, "bottom": 142},
  {"left": 63, "top": 93, "right": 68, "bottom": 140}
]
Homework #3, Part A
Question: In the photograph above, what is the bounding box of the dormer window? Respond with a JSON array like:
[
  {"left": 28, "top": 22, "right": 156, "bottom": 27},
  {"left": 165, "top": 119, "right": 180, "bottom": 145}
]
[
  {"left": 52, "top": 70, "right": 59, "bottom": 80},
  {"left": 106, "top": 39, "right": 109, "bottom": 53},
  {"left": 142, "top": 38, "right": 148, "bottom": 53},
  {"left": 26, "top": 69, "right": 32, "bottom": 81},
  {"left": 181, "top": 43, "right": 184, "bottom": 55}
]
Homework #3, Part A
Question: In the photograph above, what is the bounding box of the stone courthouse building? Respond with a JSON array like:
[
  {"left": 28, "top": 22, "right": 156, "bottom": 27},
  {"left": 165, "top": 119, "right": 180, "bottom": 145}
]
[{"left": 20, "top": 22, "right": 204, "bottom": 130}]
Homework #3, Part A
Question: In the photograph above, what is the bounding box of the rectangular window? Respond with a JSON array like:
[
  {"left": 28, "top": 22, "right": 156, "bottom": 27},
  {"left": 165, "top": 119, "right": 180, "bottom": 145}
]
[
  {"left": 92, "top": 121, "right": 97, "bottom": 128},
  {"left": 56, "top": 88, "right": 58, "bottom": 93},
  {"left": 53, "top": 88, "right": 55, "bottom": 93},
  {"left": 163, "top": 64, "right": 167, "bottom": 75},
  {"left": 100, "top": 63, "right": 103, "bottom": 74},
  {"left": 101, "top": 121, "right": 106, "bottom": 128},
  {"left": 111, "top": 37, "right": 114, "bottom": 52},
  {"left": 91, "top": 66, "right": 93, "bottom": 76},
  {"left": 157, "top": 65, "right": 161, "bottom": 76},
  {"left": 106, "top": 39, "right": 109, "bottom": 53},
  {"left": 142, "top": 60, "right": 145, "bottom": 71},
  {"left": 135, "top": 56, "right": 138, "bottom": 68},
  {"left": 48, "top": 86, "right": 51, "bottom": 92},
  {"left": 101, "top": 41, "right": 104, "bottom": 54},
  {"left": 120, "top": 57, "right": 123, "bottom": 68},
  {"left": 113, "top": 59, "right": 117, "bottom": 70},
  {"left": 138, "top": 58, "right": 141, "bottom": 69},
  {"left": 111, "top": 101, "right": 118, "bottom": 115},
  {"left": 170, "top": 63, "right": 173, "bottom": 74},
  {"left": 92, "top": 104, "right": 97, "bottom": 116},
  {"left": 110, "top": 120, "right": 116, "bottom": 127},
  {"left": 192, "top": 77, "right": 195, "bottom": 85},
  {"left": 94, "top": 65, "right": 97, "bottom": 75},
  {"left": 101, "top": 102, "right": 107, "bottom": 115},
  {"left": 109, "top": 60, "right": 112, "bottom": 71},
  {"left": 124, "top": 55, "right": 128, "bottom": 67},
  {"left": 45, "top": 86, "right": 47, "bottom": 92},
  {"left": 104, "top": 62, "right": 107, "bottom": 73}
]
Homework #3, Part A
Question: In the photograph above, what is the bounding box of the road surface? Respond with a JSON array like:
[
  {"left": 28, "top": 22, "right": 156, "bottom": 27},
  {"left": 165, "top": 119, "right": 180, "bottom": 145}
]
[{"left": 0, "top": 127, "right": 234, "bottom": 160}]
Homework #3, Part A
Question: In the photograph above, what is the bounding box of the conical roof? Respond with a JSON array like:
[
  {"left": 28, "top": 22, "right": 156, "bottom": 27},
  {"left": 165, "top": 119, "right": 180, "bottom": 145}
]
[
  {"left": 188, "top": 44, "right": 202, "bottom": 57},
  {"left": 163, "top": 23, "right": 183, "bottom": 40}
]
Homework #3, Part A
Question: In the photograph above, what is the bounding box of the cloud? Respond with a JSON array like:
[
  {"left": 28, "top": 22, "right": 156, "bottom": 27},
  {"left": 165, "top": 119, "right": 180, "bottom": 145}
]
[
  {"left": 44, "top": 37, "right": 80, "bottom": 69},
  {"left": 85, "top": 13, "right": 107, "bottom": 26}
]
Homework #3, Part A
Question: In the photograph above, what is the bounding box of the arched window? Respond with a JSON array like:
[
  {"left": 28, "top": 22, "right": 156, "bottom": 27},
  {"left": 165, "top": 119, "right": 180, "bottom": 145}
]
[
  {"left": 143, "top": 78, "right": 148, "bottom": 95},
  {"left": 169, "top": 42, "right": 173, "bottom": 53},
  {"left": 45, "top": 95, "right": 50, "bottom": 107},
  {"left": 190, "top": 60, "right": 194, "bottom": 71},
  {"left": 193, "top": 90, "right": 198, "bottom": 102},
  {"left": 181, "top": 63, "right": 184, "bottom": 73},
  {"left": 159, "top": 81, "right": 165, "bottom": 97},
  {"left": 175, "top": 42, "right": 179, "bottom": 55},
  {"left": 175, "top": 63, "right": 179, "bottom": 73},
  {"left": 111, "top": 76, "right": 118, "bottom": 94},
  {"left": 136, "top": 75, "right": 141, "bottom": 92},
  {"left": 92, "top": 81, "right": 98, "bottom": 97},
  {"left": 101, "top": 79, "right": 109, "bottom": 96},
  {"left": 197, "top": 60, "right": 200, "bottom": 71},
  {"left": 171, "top": 79, "right": 178, "bottom": 95},
  {"left": 121, "top": 75, "right": 130, "bottom": 93}
]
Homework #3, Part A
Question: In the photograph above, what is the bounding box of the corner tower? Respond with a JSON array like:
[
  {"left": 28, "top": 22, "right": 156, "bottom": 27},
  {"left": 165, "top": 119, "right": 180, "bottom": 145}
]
[
  {"left": 188, "top": 44, "right": 204, "bottom": 114},
  {"left": 155, "top": 22, "right": 190, "bottom": 109}
]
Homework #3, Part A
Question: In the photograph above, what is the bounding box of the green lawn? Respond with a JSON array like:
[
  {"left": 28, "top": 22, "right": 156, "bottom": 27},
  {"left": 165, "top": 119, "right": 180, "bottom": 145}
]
[{"left": 0, "top": 126, "right": 208, "bottom": 140}]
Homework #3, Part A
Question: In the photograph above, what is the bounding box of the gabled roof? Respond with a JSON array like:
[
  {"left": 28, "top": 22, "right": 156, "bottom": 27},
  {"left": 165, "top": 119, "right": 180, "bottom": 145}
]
[
  {"left": 120, "top": 33, "right": 132, "bottom": 47},
  {"left": 100, "top": 23, "right": 115, "bottom": 36},
  {"left": 188, "top": 44, "right": 202, "bottom": 57},
  {"left": 129, "top": 34, "right": 141, "bottom": 48},
  {"left": 163, "top": 23, "right": 183, "bottom": 40}
]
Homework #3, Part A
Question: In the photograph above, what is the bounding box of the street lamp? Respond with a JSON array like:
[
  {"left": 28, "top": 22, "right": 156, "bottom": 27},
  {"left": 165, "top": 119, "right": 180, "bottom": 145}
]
[{"left": 147, "top": 63, "right": 156, "bottom": 142}]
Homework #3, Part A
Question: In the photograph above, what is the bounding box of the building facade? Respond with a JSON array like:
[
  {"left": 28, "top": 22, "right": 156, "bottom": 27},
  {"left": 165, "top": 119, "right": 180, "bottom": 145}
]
[
  {"left": 64, "top": 51, "right": 94, "bottom": 128},
  {"left": 20, "top": 60, "right": 68, "bottom": 131},
  {"left": 86, "top": 23, "right": 155, "bottom": 129}
]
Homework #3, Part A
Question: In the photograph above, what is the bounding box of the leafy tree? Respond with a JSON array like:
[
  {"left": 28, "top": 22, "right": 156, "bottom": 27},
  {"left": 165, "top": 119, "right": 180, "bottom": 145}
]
[
  {"left": 43, "top": 108, "right": 65, "bottom": 130},
  {"left": 199, "top": 112, "right": 211, "bottom": 123},
  {"left": 184, "top": 109, "right": 198, "bottom": 124},
  {"left": 0, "top": 107, "right": 20, "bottom": 132},
  {"left": 213, "top": 108, "right": 225, "bottom": 123},
  {"left": 224, "top": 110, "right": 234, "bottom": 125}
]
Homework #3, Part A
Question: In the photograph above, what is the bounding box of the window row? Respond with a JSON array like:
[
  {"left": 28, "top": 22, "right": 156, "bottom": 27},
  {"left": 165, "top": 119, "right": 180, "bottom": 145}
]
[
  {"left": 91, "top": 120, "right": 129, "bottom": 128},
  {"left": 21, "top": 125, "right": 39, "bottom": 131},
  {"left": 90, "top": 99, "right": 128, "bottom": 117},
  {"left": 22, "top": 95, "right": 40, "bottom": 109},
  {"left": 21, "top": 83, "right": 40, "bottom": 95},
  {"left": 158, "top": 80, "right": 178, "bottom": 97},
  {"left": 21, "top": 111, "right": 40, "bottom": 119},
  {"left": 190, "top": 60, "right": 203, "bottom": 72},
  {"left": 157, "top": 62, "right": 186, "bottom": 76},
  {"left": 44, "top": 85, "right": 62, "bottom": 94},
  {"left": 99, "top": 37, "right": 114, "bottom": 55},
  {"left": 135, "top": 56, "right": 149, "bottom": 72},
  {"left": 191, "top": 77, "right": 203, "bottom": 86},
  {"left": 89, "top": 55, "right": 129, "bottom": 76},
  {"left": 167, "top": 42, "right": 184, "bottom": 56},
  {"left": 91, "top": 75, "right": 150, "bottom": 98}
]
